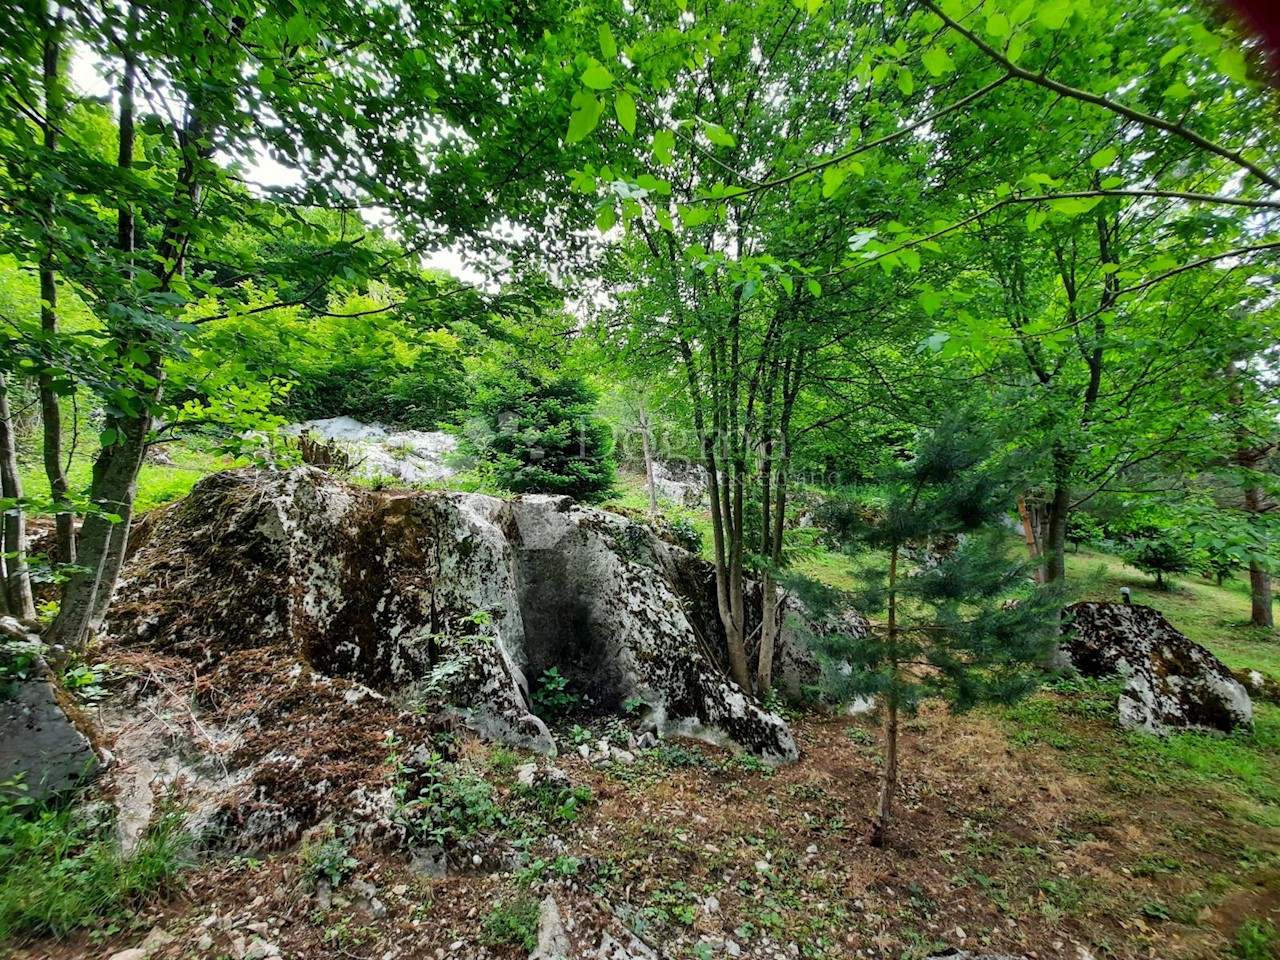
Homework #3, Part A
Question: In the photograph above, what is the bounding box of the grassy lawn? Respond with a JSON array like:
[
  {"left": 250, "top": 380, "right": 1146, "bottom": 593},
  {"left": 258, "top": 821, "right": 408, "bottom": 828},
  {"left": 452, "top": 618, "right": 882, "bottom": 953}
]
[
  {"left": 1065, "top": 545, "right": 1280, "bottom": 677},
  {"left": 18, "top": 443, "right": 241, "bottom": 517}
]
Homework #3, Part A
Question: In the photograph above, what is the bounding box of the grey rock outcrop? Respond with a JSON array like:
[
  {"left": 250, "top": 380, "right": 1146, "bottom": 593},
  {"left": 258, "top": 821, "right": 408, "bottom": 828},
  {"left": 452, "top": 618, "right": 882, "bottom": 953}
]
[
  {"left": 285, "top": 416, "right": 460, "bottom": 485},
  {"left": 1059, "top": 602, "right": 1252, "bottom": 735},
  {"left": 107, "top": 467, "right": 798, "bottom": 764},
  {"left": 531, "top": 889, "right": 662, "bottom": 960},
  {"left": 0, "top": 617, "right": 98, "bottom": 800},
  {"left": 650, "top": 461, "right": 707, "bottom": 509}
]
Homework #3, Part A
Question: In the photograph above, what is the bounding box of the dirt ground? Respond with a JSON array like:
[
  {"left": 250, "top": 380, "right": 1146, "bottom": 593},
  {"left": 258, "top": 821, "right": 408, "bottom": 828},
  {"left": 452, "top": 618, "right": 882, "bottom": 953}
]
[{"left": 10, "top": 692, "right": 1279, "bottom": 960}]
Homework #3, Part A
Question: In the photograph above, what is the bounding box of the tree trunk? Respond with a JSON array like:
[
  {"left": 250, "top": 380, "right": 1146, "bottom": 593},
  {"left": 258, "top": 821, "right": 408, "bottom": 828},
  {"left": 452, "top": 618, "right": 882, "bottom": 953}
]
[
  {"left": 0, "top": 373, "right": 36, "bottom": 620},
  {"left": 757, "top": 573, "right": 777, "bottom": 696},
  {"left": 1249, "top": 559, "right": 1273, "bottom": 629},
  {"left": 1044, "top": 477, "right": 1071, "bottom": 584},
  {"left": 46, "top": 403, "right": 152, "bottom": 656},
  {"left": 1016, "top": 495, "right": 1044, "bottom": 583},
  {"left": 639, "top": 401, "right": 657, "bottom": 515},
  {"left": 869, "top": 544, "right": 901, "bottom": 848},
  {"left": 869, "top": 691, "right": 899, "bottom": 849},
  {"left": 39, "top": 5, "right": 75, "bottom": 566},
  {"left": 1245, "top": 485, "right": 1273, "bottom": 627}
]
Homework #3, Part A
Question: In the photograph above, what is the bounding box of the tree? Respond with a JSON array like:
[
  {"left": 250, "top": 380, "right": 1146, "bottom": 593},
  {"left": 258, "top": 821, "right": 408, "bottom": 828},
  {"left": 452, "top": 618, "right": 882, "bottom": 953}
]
[
  {"left": 1125, "top": 535, "right": 1193, "bottom": 591},
  {"left": 802, "top": 422, "right": 1060, "bottom": 847},
  {"left": 467, "top": 368, "right": 616, "bottom": 503},
  {"left": 0, "top": 0, "right": 607, "bottom": 657}
]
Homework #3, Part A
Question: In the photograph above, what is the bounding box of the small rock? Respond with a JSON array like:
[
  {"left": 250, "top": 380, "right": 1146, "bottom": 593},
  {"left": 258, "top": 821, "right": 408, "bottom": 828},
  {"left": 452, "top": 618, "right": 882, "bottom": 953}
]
[
  {"left": 577, "top": 744, "right": 592, "bottom": 761},
  {"left": 409, "top": 846, "right": 447, "bottom": 879},
  {"left": 107, "top": 951, "right": 147, "bottom": 960},
  {"left": 613, "top": 748, "right": 636, "bottom": 765},
  {"left": 244, "top": 937, "right": 278, "bottom": 959},
  {"left": 755, "top": 860, "right": 771, "bottom": 874},
  {"left": 391, "top": 883, "right": 408, "bottom": 896},
  {"left": 195, "top": 933, "right": 215, "bottom": 951},
  {"left": 516, "top": 763, "right": 539, "bottom": 787},
  {"left": 141, "top": 926, "right": 177, "bottom": 952},
  {"left": 806, "top": 845, "right": 818, "bottom": 855},
  {"left": 726, "top": 941, "right": 742, "bottom": 957},
  {"left": 370, "top": 897, "right": 388, "bottom": 919},
  {"left": 449, "top": 940, "right": 464, "bottom": 952},
  {"left": 704, "top": 895, "right": 720, "bottom": 914},
  {"left": 636, "top": 731, "right": 658, "bottom": 750}
]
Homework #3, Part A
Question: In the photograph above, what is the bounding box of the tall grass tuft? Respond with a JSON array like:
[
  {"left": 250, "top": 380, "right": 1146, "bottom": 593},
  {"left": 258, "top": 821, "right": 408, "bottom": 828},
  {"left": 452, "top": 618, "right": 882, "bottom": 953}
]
[{"left": 0, "top": 783, "right": 195, "bottom": 943}]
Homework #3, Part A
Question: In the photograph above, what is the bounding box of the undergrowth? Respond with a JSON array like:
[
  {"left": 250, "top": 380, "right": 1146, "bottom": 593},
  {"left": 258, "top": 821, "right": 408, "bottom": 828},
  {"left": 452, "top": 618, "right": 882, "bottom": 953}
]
[{"left": 0, "top": 785, "right": 195, "bottom": 942}]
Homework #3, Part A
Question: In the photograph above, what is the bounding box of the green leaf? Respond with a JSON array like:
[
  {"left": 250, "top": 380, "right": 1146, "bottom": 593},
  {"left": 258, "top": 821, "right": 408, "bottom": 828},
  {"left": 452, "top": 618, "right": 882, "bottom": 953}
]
[
  {"left": 653, "top": 128, "right": 676, "bottom": 165},
  {"left": 1100, "top": 176, "right": 1124, "bottom": 189},
  {"left": 566, "top": 93, "right": 603, "bottom": 143},
  {"left": 1025, "top": 207, "right": 1047, "bottom": 232},
  {"left": 284, "top": 13, "right": 311, "bottom": 44},
  {"left": 99, "top": 428, "right": 118, "bottom": 447},
  {"left": 1037, "top": 0, "right": 1070, "bottom": 29},
  {"left": 599, "top": 24, "right": 618, "bottom": 60},
  {"left": 986, "top": 12, "right": 1010, "bottom": 38},
  {"left": 258, "top": 66, "right": 275, "bottom": 89},
  {"left": 1159, "top": 44, "right": 1188, "bottom": 68},
  {"left": 805, "top": 0, "right": 825, "bottom": 15},
  {"left": 807, "top": 278, "right": 823, "bottom": 298},
  {"left": 703, "top": 122, "right": 736, "bottom": 148},
  {"left": 919, "top": 290, "right": 943, "bottom": 317},
  {"left": 822, "top": 166, "right": 847, "bottom": 198},
  {"left": 615, "top": 91, "right": 637, "bottom": 135},
  {"left": 780, "top": 275, "right": 795, "bottom": 296},
  {"left": 596, "top": 205, "right": 618, "bottom": 232},
  {"left": 1217, "top": 46, "right": 1248, "bottom": 83},
  {"left": 922, "top": 45, "right": 953, "bottom": 77},
  {"left": 1090, "top": 147, "right": 1118, "bottom": 169},
  {"left": 582, "top": 63, "right": 615, "bottom": 90},
  {"left": 896, "top": 67, "right": 914, "bottom": 96},
  {"left": 1047, "top": 197, "right": 1102, "bottom": 215}
]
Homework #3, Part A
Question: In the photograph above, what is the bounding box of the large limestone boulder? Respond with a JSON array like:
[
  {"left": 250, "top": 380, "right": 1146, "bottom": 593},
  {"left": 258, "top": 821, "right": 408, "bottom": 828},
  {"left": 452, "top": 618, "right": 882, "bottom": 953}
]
[
  {"left": 107, "top": 467, "right": 797, "bottom": 764},
  {"left": 1059, "top": 602, "right": 1252, "bottom": 735},
  {"left": 285, "top": 416, "right": 460, "bottom": 485},
  {"left": 0, "top": 617, "right": 98, "bottom": 800}
]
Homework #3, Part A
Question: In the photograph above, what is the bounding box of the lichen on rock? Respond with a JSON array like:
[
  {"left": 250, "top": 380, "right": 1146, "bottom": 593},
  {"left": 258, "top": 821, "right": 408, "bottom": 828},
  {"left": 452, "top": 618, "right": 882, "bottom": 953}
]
[
  {"left": 99, "top": 468, "right": 802, "bottom": 850},
  {"left": 1058, "top": 601, "right": 1253, "bottom": 735}
]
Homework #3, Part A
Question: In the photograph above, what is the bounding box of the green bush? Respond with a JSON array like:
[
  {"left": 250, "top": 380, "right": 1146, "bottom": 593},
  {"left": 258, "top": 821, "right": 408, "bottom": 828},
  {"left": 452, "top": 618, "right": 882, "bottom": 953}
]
[
  {"left": 1125, "top": 535, "right": 1193, "bottom": 590},
  {"left": 532, "top": 667, "right": 578, "bottom": 719},
  {"left": 0, "top": 786, "right": 194, "bottom": 942}
]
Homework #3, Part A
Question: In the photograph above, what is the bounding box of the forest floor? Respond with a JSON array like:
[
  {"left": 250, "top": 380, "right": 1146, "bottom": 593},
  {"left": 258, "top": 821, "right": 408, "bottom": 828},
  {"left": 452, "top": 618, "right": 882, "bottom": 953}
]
[
  {"left": 5, "top": 466, "right": 1280, "bottom": 960},
  {"left": 6, "top": 543, "right": 1279, "bottom": 960}
]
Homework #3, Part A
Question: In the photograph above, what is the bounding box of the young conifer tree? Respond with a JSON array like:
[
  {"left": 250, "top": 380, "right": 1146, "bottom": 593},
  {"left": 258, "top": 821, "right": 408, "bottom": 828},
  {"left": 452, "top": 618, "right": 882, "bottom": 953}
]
[{"left": 799, "top": 421, "right": 1061, "bottom": 847}]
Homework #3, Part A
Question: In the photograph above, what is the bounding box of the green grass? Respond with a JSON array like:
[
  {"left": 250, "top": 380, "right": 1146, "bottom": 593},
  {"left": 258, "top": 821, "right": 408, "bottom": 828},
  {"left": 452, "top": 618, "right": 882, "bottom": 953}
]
[
  {"left": 0, "top": 788, "right": 194, "bottom": 942},
  {"left": 18, "top": 442, "right": 239, "bottom": 517},
  {"left": 1064, "top": 545, "right": 1280, "bottom": 676}
]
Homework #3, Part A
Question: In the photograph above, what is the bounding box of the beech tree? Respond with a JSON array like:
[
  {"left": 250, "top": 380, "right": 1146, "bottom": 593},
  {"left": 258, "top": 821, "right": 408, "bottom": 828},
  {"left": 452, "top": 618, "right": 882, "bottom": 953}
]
[{"left": 0, "top": 0, "right": 606, "bottom": 653}]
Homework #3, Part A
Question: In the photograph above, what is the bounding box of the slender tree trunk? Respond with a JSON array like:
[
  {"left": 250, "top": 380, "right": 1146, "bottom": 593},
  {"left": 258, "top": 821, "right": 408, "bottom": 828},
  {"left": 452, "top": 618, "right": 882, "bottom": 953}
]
[
  {"left": 1245, "top": 485, "right": 1273, "bottom": 628},
  {"left": 48, "top": 13, "right": 159, "bottom": 658},
  {"left": 1226, "top": 362, "right": 1274, "bottom": 629},
  {"left": 1016, "top": 495, "right": 1044, "bottom": 582},
  {"left": 39, "top": 7, "right": 75, "bottom": 565},
  {"left": 638, "top": 401, "right": 657, "bottom": 515},
  {"left": 1044, "top": 446, "right": 1073, "bottom": 584},
  {"left": 0, "top": 373, "right": 36, "bottom": 620},
  {"left": 869, "top": 544, "right": 901, "bottom": 848}
]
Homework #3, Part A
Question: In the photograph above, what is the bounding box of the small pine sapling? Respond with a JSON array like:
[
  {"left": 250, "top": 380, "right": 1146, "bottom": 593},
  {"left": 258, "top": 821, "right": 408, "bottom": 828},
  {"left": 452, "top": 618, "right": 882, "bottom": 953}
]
[{"left": 801, "top": 422, "right": 1061, "bottom": 847}]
